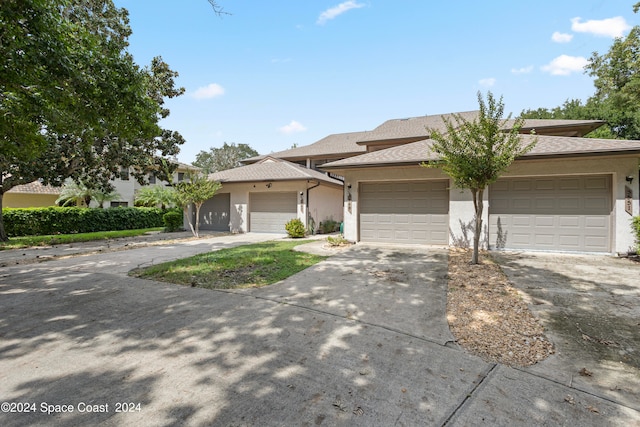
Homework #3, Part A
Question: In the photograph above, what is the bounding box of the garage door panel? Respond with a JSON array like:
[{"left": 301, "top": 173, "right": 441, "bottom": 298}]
[
  {"left": 359, "top": 181, "right": 449, "bottom": 245},
  {"left": 199, "top": 193, "right": 230, "bottom": 231},
  {"left": 249, "top": 192, "right": 296, "bottom": 233},
  {"left": 489, "top": 175, "right": 611, "bottom": 252}
]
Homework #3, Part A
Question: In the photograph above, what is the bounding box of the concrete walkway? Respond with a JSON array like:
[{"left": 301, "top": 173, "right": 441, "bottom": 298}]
[{"left": 0, "top": 236, "right": 638, "bottom": 426}]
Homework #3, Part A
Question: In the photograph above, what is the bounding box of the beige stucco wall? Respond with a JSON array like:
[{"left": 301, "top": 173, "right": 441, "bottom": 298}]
[
  {"left": 200, "top": 181, "right": 342, "bottom": 233},
  {"left": 339, "top": 155, "right": 640, "bottom": 254},
  {"left": 308, "top": 184, "right": 343, "bottom": 231},
  {"left": 3, "top": 193, "right": 59, "bottom": 208}
]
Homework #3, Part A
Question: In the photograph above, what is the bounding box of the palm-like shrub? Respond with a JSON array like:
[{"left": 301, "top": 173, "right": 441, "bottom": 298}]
[{"left": 135, "top": 185, "right": 177, "bottom": 209}]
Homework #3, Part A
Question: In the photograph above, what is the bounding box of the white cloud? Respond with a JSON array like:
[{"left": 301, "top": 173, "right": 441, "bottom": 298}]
[
  {"left": 279, "top": 120, "right": 307, "bottom": 134},
  {"left": 511, "top": 66, "right": 533, "bottom": 74},
  {"left": 551, "top": 31, "right": 573, "bottom": 43},
  {"left": 317, "top": 1, "right": 365, "bottom": 25},
  {"left": 571, "top": 16, "right": 631, "bottom": 38},
  {"left": 478, "top": 78, "right": 496, "bottom": 87},
  {"left": 541, "top": 55, "right": 588, "bottom": 76},
  {"left": 192, "top": 83, "right": 225, "bottom": 100}
]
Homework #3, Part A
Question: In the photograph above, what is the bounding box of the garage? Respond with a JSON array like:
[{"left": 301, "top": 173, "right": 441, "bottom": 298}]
[
  {"left": 359, "top": 180, "right": 449, "bottom": 244},
  {"left": 249, "top": 192, "right": 297, "bottom": 233},
  {"left": 198, "top": 193, "right": 230, "bottom": 231},
  {"left": 489, "top": 175, "right": 612, "bottom": 252}
]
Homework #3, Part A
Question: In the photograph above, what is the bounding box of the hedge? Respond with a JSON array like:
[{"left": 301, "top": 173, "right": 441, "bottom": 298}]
[
  {"left": 2, "top": 207, "right": 173, "bottom": 237},
  {"left": 633, "top": 216, "right": 640, "bottom": 253}
]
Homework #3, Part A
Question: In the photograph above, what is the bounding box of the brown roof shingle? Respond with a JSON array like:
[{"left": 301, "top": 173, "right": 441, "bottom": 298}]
[
  {"left": 321, "top": 135, "right": 640, "bottom": 169},
  {"left": 209, "top": 157, "right": 343, "bottom": 186},
  {"left": 243, "top": 131, "right": 369, "bottom": 164},
  {"left": 6, "top": 180, "right": 61, "bottom": 195}
]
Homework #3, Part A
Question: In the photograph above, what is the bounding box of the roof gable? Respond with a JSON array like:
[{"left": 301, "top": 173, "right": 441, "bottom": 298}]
[{"left": 209, "top": 157, "right": 343, "bottom": 186}]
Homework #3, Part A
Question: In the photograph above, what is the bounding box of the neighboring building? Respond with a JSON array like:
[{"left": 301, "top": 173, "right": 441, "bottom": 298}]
[
  {"left": 3, "top": 162, "right": 197, "bottom": 208},
  {"left": 3, "top": 180, "right": 60, "bottom": 208},
  {"left": 106, "top": 162, "right": 198, "bottom": 208}
]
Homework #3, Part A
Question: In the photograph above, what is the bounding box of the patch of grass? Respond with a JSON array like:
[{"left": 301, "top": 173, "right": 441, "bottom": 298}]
[
  {"left": 132, "top": 240, "right": 326, "bottom": 289},
  {"left": 0, "top": 228, "right": 164, "bottom": 250}
]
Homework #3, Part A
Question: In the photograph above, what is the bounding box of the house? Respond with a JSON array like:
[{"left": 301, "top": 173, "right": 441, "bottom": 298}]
[
  {"left": 3, "top": 180, "right": 61, "bottom": 208},
  {"left": 318, "top": 113, "right": 640, "bottom": 254},
  {"left": 200, "top": 156, "right": 343, "bottom": 233},
  {"left": 108, "top": 162, "right": 198, "bottom": 208},
  {"left": 3, "top": 162, "right": 197, "bottom": 208}
]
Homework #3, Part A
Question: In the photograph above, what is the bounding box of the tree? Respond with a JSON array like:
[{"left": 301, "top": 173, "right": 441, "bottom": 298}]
[
  {"left": 135, "top": 185, "right": 178, "bottom": 209},
  {"left": 174, "top": 174, "right": 222, "bottom": 237},
  {"left": 55, "top": 180, "right": 121, "bottom": 208},
  {"left": 193, "top": 143, "right": 259, "bottom": 174},
  {"left": 425, "top": 92, "right": 536, "bottom": 264},
  {"left": 585, "top": 25, "right": 640, "bottom": 140},
  {"left": 0, "top": 0, "right": 185, "bottom": 241},
  {"left": 522, "top": 3, "right": 640, "bottom": 140}
]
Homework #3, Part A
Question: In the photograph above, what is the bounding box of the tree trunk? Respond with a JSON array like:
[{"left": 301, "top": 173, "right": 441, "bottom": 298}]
[
  {"left": 183, "top": 206, "right": 196, "bottom": 237},
  {"left": 471, "top": 188, "right": 484, "bottom": 265},
  {"left": 0, "top": 192, "right": 7, "bottom": 242},
  {"left": 194, "top": 202, "right": 202, "bottom": 238}
]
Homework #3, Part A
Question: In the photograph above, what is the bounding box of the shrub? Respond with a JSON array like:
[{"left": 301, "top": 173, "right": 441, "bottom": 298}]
[
  {"left": 285, "top": 218, "right": 306, "bottom": 238},
  {"left": 633, "top": 216, "right": 640, "bottom": 253},
  {"left": 2, "top": 207, "right": 165, "bottom": 237},
  {"left": 318, "top": 218, "right": 339, "bottom": 234},
  {"left": 163, "top": 209, "right": 183, "bottom": 232},
  {"left": 326, "top": 234, "right": 350, "bottom": 247}
]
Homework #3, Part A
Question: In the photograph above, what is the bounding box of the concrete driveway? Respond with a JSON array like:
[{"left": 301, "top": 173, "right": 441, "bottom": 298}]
[
  {"left": 493, "top": 252, "right": 640, "bottom": 413},
  {"left": 0, "top": 236, "right": 639, "bottom": 426}
]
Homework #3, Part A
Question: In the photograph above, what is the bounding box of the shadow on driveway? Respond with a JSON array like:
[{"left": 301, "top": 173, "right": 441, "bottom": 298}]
[{"left": 493, "top": 251, "right": 640, "bottom": 411}]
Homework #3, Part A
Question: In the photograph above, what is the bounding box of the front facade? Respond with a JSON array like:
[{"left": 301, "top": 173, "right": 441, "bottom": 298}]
[
  {"left": 320, "top": 120, "right": 640, "bottom": 255},
  {"left": 202, "top": 157, "right": 343, "bottom": 234}
]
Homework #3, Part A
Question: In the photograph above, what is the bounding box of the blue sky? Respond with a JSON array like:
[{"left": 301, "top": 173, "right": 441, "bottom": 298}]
[{"left": 114, "top": 0, "right": 637, "bottom": 163}]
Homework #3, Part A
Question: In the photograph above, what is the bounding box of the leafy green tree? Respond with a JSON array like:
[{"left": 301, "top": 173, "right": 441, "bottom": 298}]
[
  {"left": 585, "top": 25, "right": 640, "bottom": 140},
  {"left": 175, "top": 174, "right": 222, "bottom": 237},
  {"left": 425, "top": 92, "right": 536, "bottom": 264},
  {"left": 135, "top": 185, "right": 178, "bottom": 209},
  {"left": 193, "top": 143, "right": 259, "bottom": 174},
  {"left": 523, "top": 4, "right": 640, "bottom": 140},
  {"left": 0, "top": 0, "right": 185, "bottom": 241}
]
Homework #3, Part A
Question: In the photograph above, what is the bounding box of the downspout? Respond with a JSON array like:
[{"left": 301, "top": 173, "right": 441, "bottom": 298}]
[{"left": 306, "top": 180, "right": 321, "bottom": 234}]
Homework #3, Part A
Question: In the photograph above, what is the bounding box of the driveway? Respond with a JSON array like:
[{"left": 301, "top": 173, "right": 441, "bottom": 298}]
[
  {"left": 0, "top": 236, "right": 639, "bottom": 426},
  {"left": 493, "top": 252, "right": 640, "bottom": 412}
]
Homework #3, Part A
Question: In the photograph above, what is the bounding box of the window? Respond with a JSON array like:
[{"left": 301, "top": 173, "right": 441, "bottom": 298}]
[
  {"left": 148, "top": 173, "right": 156, "bottom": 184},
  {"left": 119, "top": 168, "right": 129, "bottom": 181},
  {"left": 178, "top": 172, "right": 185, "bottom": 182},
  {"left": 110, "top": 201, "right": 128, "bottom": 208}
]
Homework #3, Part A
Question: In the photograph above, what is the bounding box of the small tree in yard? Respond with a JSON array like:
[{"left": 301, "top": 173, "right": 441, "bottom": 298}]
[
  {"left": 175, "top": 174, "right": 222, "bottom": 237},
  {"left": 425, "top": 91, "right": 536, "bottom": 264}
]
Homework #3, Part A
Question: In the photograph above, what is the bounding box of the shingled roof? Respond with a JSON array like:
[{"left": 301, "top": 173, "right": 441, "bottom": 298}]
[
  {"left": 320, "top": 134, "right": 640, "bottom": 169},
  {"left": 209, "top": 157, "right": 343, "bottom": 186},
  {"left": 6, "top": 180, "right": 61, "bottom": 195},
  {"left": 357, "top": 112, "right": 606, "bottom": 146},
  {"left": 242, "top": 131, "right": 370, "bottom": 164}
]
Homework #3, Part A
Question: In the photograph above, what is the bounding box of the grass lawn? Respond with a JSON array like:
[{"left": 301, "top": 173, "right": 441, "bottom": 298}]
[
  {"left": 131, "top": 240, "right": 326, "bottom": 289},
  {"left": 0, "top": 227, "right": 164, "bottom": 250}
]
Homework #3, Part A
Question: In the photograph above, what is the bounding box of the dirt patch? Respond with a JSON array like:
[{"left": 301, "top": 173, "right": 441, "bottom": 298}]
[{"left": 447, "top": 249, "right": 554, "bottom": 367}]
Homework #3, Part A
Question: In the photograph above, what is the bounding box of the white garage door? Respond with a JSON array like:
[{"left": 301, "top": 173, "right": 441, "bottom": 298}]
[
  {"left": 489, "top": 175, "right": 612, "bottom": 252},
  {"left": 359, "top": 181, "right": 449, "bottom": 245},
  {"left": 249, "top": 192, "right": 297, "bottom": 233}
]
